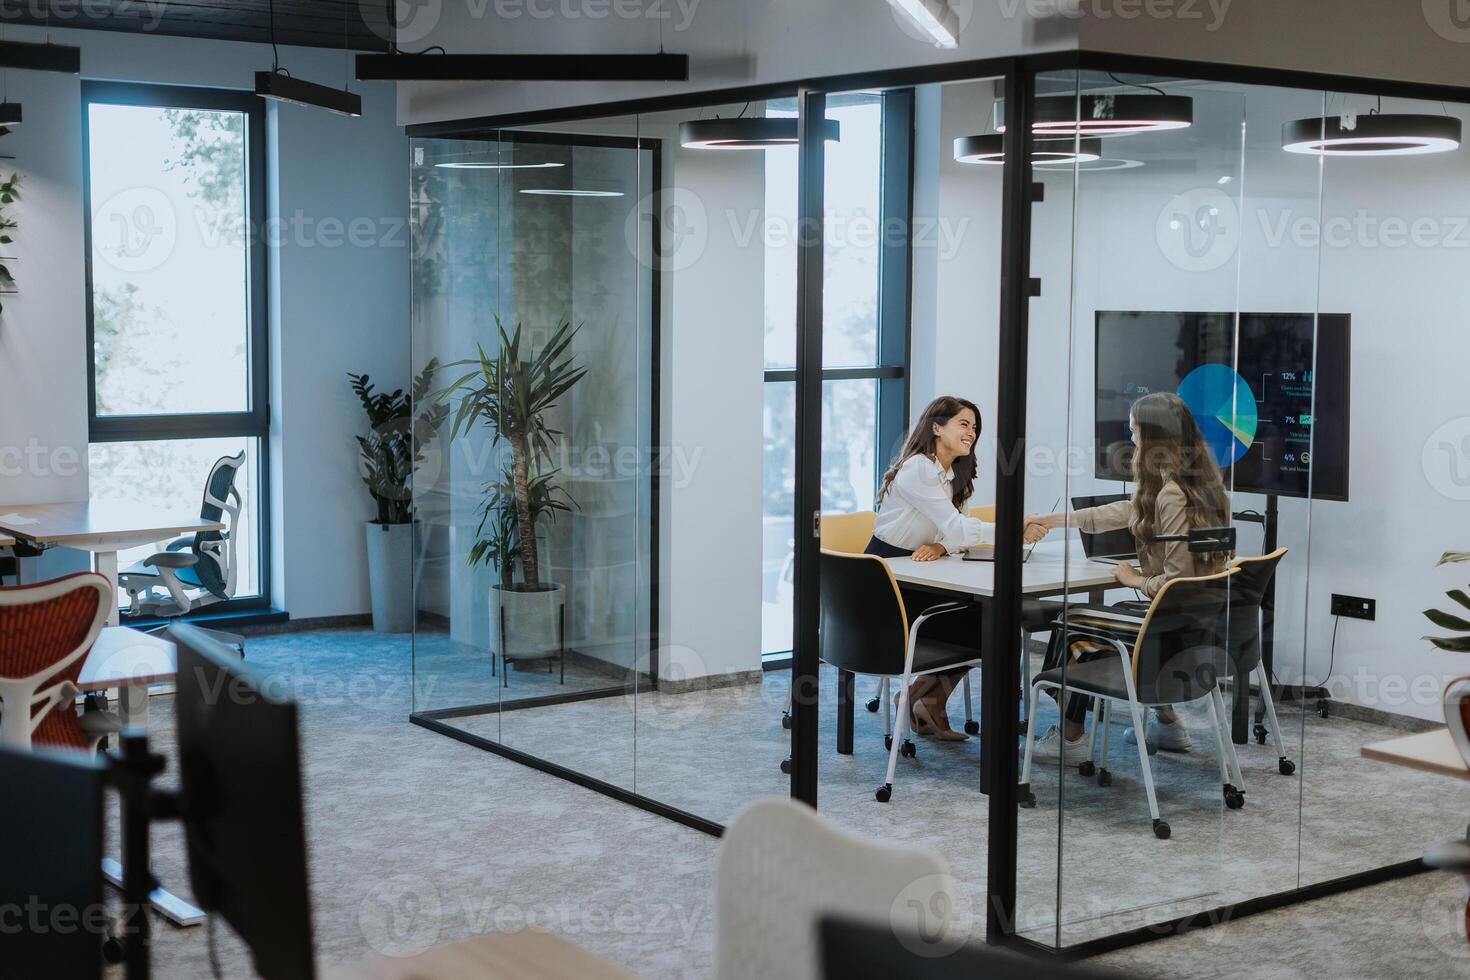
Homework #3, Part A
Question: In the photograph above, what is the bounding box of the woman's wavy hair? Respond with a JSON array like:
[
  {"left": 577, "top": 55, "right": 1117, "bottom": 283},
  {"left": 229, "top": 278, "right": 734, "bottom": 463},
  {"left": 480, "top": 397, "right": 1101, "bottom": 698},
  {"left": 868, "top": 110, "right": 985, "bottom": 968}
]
[
  {"left": 1129, "top": 392, "right": 1230, "bottom": 568},
  {"left": 875, "top": 396, "right": 981, "bottom": 511}
]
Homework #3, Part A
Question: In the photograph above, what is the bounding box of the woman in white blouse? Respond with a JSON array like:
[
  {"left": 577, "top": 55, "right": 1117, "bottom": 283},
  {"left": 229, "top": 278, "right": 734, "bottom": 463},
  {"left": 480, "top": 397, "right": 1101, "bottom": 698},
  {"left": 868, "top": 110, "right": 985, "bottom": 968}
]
[{"left": 864, "top": 396, "right": 1047, "bottom": 740}]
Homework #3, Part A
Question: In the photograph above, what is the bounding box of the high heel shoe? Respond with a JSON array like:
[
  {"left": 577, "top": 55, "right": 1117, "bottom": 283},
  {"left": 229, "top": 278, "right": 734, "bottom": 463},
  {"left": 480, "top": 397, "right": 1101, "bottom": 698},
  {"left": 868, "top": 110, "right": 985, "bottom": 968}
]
[{"left": 912, "top": 699, "right": 967, "bottom": 741}]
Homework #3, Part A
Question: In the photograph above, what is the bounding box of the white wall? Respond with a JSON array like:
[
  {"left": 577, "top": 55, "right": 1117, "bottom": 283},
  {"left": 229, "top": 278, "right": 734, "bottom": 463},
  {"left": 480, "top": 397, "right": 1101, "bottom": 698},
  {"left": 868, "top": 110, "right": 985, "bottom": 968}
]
[
  {"left": 397, "top": 0, "right": 1074, "bottom": 126},
  {"left": 921, "top": 77, "right": 1470, "bottom": 721},
  {"left": 0, "top": 24, "right": 407, "bottom": 620}
]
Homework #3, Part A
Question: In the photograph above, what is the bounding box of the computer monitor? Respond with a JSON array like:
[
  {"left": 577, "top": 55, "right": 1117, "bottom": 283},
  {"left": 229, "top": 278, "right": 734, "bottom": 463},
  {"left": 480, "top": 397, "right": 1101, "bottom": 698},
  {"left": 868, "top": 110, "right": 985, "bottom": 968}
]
[
  {"left": 1071, "top": 493, "right": 1137, "bottom": 561},
  {"left": 172, "top": 623, "right": 316, "bottom": 980},
  {"left": 0, "top": 746, "right": 105, "bottom": 980},
  {"left": 1094, "top": 311, "right": 1350, "bottom": 501}
]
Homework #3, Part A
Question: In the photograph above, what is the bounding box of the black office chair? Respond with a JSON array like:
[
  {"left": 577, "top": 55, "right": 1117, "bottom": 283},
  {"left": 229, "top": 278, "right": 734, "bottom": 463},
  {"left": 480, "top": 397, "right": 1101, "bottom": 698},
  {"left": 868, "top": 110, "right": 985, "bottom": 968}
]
[
  {"left": 817, "top": 549, "right": 983, "bottom": 803},
  {"left": 1020, "top": 568, "right": 1243, "bottom": 839},
  {"left": 1227, "top": 548, "right": 1296, "bottom": 776}
]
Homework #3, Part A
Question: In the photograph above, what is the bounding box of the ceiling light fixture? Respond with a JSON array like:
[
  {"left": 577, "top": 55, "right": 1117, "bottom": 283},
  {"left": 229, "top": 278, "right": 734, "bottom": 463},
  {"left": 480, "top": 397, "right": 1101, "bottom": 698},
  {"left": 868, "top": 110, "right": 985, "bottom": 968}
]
[
  {"left": 256, "top": 0, "right": 361, "bottom": 116},
  {"left": 679, "top": 117, "right": 840, "bottom": 150},
  {"left": 885, "top": 0, "right": 960, "bottom": 48},
  {"left": 0, "top": 102, "right": 20, "bottom": 128},
  {"left": 953, "top": 133, "right": 1102, "bottom": 165},
  {"left": 435, "top": 161, "right": 566, "bottom": 170},
  {"left": 356, "top": 53, "right": 689, "bottom": 82},
  {"left": 995, "top": 94, "right": 1194, "bottom": 137},
  {"left": 519, "top": 188, "right": 625, "bottom": 198},
  {"left": 0, "top": 39, "right": 80, "bottom": 74},
  {"left": 1281, "top": 114, "right": 1461, "bottom": 156}
]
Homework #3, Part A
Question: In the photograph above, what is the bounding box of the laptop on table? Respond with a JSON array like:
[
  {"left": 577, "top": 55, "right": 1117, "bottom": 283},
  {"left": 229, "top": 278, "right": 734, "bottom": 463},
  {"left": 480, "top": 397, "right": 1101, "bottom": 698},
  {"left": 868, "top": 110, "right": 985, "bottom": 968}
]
[{"left": 1072, "top": 492, "right": 1138, "bottom": 565}]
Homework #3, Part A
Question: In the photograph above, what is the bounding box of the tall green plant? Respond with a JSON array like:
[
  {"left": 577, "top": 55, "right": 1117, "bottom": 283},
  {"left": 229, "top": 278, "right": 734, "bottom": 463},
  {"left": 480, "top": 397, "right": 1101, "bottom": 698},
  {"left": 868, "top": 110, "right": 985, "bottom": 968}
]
[
  {"left": 1423, "top": 552, "right": 1470, "bottom": 652},
  {"left": 0, "top": 173, "right": 20, "bottom": 314},
  {"left": 441, "top": 318, "right": 586, "bottom": 591},
  {"left": 348, "top": 360, "right": 448, "bottom": 525}
]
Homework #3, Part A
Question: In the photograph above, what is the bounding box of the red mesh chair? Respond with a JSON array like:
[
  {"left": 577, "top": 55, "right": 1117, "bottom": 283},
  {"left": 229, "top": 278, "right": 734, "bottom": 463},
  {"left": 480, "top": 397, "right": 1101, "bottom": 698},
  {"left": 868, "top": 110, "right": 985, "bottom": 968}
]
[
  {"left": 0, "top": 572, "right": 113, "bottom": 750},
  {"left": 1426, "top": 677, "right": 1470, "bottom": 947}
]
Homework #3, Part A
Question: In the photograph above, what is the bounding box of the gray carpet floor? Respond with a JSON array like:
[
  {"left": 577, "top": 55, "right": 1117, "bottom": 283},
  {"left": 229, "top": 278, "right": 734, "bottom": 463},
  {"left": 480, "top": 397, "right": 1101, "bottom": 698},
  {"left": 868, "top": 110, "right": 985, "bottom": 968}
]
[{"left": 109, "top": 627, "right": 1470, "bottom": 977}]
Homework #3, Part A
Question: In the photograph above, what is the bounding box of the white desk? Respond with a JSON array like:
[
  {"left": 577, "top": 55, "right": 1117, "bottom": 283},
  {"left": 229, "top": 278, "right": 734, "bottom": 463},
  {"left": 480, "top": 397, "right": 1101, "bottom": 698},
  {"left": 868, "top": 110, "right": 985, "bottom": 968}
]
[
  {"left": 885, "top": 539, "right": 1123, "bottom": 598},
  {"left": 78, "top": 627, "right": 206, "bottom": 928},
  {"left": 1362, "top": 728, "right": 1470, "bottom": 782},
  {"left": 323, "top": 929, "right": 636, "bottom": 980},
  {"left": 0, "top": 501, "right": 222, "bottom": 626}
]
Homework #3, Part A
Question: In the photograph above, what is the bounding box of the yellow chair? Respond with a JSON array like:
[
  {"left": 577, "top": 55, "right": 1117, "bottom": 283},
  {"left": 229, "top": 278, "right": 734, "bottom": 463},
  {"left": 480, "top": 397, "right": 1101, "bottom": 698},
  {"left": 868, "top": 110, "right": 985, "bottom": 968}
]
[
  {"left": 970, "top": 504, "right": 996, "bottom": 522},
  {"left": 819, "top": 511, "right": 876, "bottom": 555}
]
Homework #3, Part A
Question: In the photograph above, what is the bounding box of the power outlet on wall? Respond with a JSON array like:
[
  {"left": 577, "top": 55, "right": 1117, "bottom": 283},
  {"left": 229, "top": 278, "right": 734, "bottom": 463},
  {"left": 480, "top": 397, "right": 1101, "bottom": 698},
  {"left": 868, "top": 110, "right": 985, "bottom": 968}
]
[{"left": 1331, "top": 594, "right": 1376, "bottom": 621}]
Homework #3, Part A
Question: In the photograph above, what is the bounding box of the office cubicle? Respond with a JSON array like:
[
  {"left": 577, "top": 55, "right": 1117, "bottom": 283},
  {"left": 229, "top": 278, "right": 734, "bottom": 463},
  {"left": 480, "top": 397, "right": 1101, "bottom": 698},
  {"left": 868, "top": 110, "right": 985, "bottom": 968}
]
[{"left": 404, "top": 56, "right": 1470, "bottom": 956}]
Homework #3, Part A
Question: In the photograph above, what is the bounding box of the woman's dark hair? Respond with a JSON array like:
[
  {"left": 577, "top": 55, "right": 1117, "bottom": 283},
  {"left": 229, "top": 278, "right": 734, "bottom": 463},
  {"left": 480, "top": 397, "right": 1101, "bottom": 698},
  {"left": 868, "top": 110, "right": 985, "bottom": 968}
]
[
  {"left": 875, "top": 396, "right": 982, "bottom": 510},
  {"left": 1129, "top": 392, "right": 1230, "bottom": 567}
]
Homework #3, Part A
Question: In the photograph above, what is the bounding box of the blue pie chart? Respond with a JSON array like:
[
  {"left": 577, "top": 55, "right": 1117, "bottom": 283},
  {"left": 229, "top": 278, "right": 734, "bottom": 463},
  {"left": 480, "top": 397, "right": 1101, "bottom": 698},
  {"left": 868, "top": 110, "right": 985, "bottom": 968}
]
[{"left": 1177, "top": 364, "right": 1258, "bottom": 467}]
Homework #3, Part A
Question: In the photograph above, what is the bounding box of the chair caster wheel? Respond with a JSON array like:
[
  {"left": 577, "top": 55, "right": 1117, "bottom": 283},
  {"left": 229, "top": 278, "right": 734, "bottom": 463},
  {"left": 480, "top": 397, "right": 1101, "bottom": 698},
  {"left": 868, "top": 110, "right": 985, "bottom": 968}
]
[
  {"left": 1097, "top": 768, "right": 1112, "bottom": 787},
  {"left": 102, "top": 935, "right": 125, "bottom": 965},
  {"left": 781, "top": 712, "right": 791, "bottom": 730},
  {"left": 1316, "top": 699, "right": 1330, "bottom": 719},
  {"left": 1223, "top": 785, "right": 1245, "bottom": 809},
  {"left": 884, "top": 735, "right": 893, "bottom": 750},
  {"left": 900, "top": 739, "right": 916, "bottom": 759},
  {"left": 1018, "top": 784, "right": 1036, "bottom": 809},
  {"left": 865, "top": 697, "right": 881, "bottom": 713},
  {"left": 1152, "top": 819, "right": 1171, "bottom": 840},
  {"left": 780, "top": 758, "right": 791, "bottom": 774},
  {"left": 1279, "top": 758, "right": 1296, "bottom": 776},
  {"left": 875, "top": 783, "right": 892, "bottom": 803},
  {"left": 1254, "top": 724, "right": 1268, "bottom": 745},
  {"left": 964, "top": 720, "right": 979, "bottom": 735},
  {"left": 1078, "top": 761, "right": 1096, "bottom": 778}
]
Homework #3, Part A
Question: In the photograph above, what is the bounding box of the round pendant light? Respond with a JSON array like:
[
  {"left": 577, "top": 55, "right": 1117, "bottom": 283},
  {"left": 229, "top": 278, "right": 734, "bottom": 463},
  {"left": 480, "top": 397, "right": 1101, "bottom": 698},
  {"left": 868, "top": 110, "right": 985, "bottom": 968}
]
[
  {"left": 679, "top": 116, "right": 840, "bottom": 150},
  {"left": 1281, "top": 114, "right": 1461, "bottom": 156},
  {"left": 436, "top": 160, "right": 564, "bottom": 170},
  {"left": 953, "top": 133, "right": 1102, "bottom": 165},
  {"left": 519, "top": 188, "right": 625, "bottom": 198},
  {"left": 994, "top": 94, "right": 1193, "bottom": 137}
]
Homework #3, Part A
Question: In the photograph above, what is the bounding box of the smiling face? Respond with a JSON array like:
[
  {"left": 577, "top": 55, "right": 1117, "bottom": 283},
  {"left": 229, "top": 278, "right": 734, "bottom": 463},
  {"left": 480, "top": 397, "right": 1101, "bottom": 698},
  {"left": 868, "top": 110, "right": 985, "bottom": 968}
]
[{"left": 932, "top": 407, "right": 979, "bottom": 464}]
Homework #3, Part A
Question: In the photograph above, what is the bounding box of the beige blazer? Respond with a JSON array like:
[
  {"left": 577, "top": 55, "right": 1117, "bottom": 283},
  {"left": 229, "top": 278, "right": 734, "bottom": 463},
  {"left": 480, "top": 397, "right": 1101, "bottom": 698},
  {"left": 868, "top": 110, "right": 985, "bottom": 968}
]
[{"left": 1075, "top": 482, "right": 1217, "bottom": 598}]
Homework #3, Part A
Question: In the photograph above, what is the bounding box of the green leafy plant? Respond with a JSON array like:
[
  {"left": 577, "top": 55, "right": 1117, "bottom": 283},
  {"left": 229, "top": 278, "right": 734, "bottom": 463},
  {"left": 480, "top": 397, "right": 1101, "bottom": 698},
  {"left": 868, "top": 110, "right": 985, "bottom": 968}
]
[
  {"left": 441, "top": 318, "right": 586, "bottom": 592},
  {"left": 348, "top": 360, "right": 448, "bottom": 525},
  {"left": 1423, "top": 552, "right": 1470, "bottom": 652},
  {"left": 0, "top": 172, "right": 20, "bottom": 313}
]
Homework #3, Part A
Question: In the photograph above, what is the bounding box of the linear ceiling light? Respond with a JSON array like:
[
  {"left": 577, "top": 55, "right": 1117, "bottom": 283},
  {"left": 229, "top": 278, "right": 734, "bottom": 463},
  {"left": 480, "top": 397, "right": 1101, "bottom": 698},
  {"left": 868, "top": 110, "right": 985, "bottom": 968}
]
[
  {"left": 519, "top": 188, "right": 625, "bottom": 197},
  {"left": 953, "top": 134, "right": 1102, "bottom": 165},
  {"left": 995, "top": 94, "right": 1193, "bottom": 137},
  {"left": 0, "top": 39, "right": 80, "bottom": 73},
  {"left": 355, "top": 53, "right": 689, "bottom": 82},
  {"left": 886, "top": 0, "right": 960, "bottom": 48},
  {"left": 435, "top": 161, "right": 565, "bottom": 170},
  {"left": 680, "top": 117, "right": 841, "bottom": 150},
  {"left": 1282, "top": 114, "right": 1461, "bottom": 156},
  {"left": 255, "top": 71, "right": 362, "bottom": 117}
]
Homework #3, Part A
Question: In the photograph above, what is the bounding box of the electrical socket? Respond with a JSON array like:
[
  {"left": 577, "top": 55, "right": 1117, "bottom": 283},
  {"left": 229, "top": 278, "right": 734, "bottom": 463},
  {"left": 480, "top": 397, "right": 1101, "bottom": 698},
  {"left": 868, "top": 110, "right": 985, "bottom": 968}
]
[{"left": 1331, "top": 594, "right": 1376, "bottom": 621}]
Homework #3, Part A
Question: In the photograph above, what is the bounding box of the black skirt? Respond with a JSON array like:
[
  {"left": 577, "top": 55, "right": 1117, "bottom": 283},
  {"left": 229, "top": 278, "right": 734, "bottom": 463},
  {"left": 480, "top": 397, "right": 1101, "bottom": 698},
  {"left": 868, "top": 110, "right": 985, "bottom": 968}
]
[{"left": 861, "top": 536, "right": 982, "bottom": 651}]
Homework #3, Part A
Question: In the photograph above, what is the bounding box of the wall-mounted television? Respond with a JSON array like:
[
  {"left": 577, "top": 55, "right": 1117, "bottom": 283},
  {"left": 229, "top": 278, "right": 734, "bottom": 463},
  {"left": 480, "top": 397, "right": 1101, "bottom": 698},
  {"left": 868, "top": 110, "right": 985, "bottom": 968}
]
[{"left": 1094, "top": 311, "right": 1350, "bottom": 501}]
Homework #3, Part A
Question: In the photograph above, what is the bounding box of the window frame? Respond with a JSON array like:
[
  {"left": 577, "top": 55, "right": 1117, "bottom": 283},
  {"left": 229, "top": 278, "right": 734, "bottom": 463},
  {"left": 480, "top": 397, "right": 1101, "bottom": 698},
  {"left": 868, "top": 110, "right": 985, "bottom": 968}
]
[
  {"left": 762, "top": 87, "right": 915, "bottom": 660},
  {"left": 81, "top": 81, "right": 272, "bottom": 610}
]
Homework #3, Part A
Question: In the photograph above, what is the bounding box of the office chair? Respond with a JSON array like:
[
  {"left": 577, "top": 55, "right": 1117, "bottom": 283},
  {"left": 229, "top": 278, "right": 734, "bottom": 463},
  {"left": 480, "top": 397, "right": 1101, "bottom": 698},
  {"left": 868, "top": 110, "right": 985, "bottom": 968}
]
[
  {"left": 815, "top": 549, "right": 983, "bottom": 801},
  {"left": 0, "top": 573, "right": 112, "bottom": 751},
  {"left": 1425, "top": 676, "right": 1470, "bottom": 950},
  {"left": 1227, "top": 548, "right": 1296, "bottom": 776},
  {"left": 1020, "top": 568, "right": 1244, "bottom": 839},
  {"left": 715, "top": 797, "right": 963, "bottom": 980},
  {"left": 118, "top": 451, "right": 247, "bottom": 655}
]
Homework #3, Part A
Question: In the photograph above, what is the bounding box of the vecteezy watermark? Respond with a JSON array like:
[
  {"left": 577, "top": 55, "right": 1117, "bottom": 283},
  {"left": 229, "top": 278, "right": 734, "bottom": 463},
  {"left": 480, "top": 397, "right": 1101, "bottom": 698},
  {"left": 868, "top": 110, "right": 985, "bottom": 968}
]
[
  {"left": 1423, "top": 416, "right": 1470, "bottom": 501},
  {"left": 998, "top": 0, "right": 1232, "bottom": 31},
  {"left": 1259, "top": 209, "right": 1470, "bottom": 251},
  {"left": 628, "top": 187, "right": 709, "bottom": 273},
  {"left": 0, "top": 0, "right": 167, "bottom": 31},
  {"left": 889, "top": 875, "right": 975, "bottom": 958},
  {"left": 1155, "top": 186, "right": 1239, "bottom": 272},
  {"left": 1423, "top": 0, "right": 1470, "bottom": 43},
  {"left": 0, "top": 440, "right": 84, "bottom": 479},
  {"left": 360, "top": 0, "right": 701, "bottom": 46},
  {"left": 358, "top": 875, "right": 444, "bottom": 957},
  {"left": 93, "top": 186, "right": 178, "bottom": 274},
  {"left": 890, "top": 0, "right": 975, "bottom": 44}
]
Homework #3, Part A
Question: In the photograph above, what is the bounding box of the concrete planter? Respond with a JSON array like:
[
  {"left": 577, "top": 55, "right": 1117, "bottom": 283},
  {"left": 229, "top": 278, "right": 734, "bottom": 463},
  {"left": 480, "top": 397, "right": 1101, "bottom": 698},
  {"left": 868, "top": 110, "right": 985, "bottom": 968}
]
[
  {"left": 365, "top": 522, "right": 414, "bottom": 633},
  {"left": 492, "top": 582, "right": 565, "bottom": 661}
]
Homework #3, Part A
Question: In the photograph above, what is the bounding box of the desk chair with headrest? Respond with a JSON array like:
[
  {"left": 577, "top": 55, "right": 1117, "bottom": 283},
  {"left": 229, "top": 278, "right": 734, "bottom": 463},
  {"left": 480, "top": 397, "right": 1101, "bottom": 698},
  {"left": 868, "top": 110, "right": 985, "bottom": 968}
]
[
  {"left": 0, "top": 573, "right": 113, "bottom": 751},
  {"left": 1021, "top": 567, "right": 1244, "bottom": 839},
  {"left": 118, "top": 451, "right": 247, "bottom": 655}
]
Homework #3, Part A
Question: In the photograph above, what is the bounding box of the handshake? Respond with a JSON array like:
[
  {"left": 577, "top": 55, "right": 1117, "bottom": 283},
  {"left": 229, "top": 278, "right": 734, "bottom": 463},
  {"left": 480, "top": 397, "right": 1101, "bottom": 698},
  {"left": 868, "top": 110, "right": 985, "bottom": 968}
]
[{"left": 1022, "top": 512, "right": 1057, "bottom": 545}]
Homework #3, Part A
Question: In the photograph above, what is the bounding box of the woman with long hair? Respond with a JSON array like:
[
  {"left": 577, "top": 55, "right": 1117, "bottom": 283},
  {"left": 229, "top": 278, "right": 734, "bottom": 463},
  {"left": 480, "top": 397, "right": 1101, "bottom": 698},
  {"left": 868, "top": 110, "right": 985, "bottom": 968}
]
[
  {"left": 1027, "top": 391, "right": 1231, "bottom": 761},
  {"left": 866, "top": 395, "right": 1046, "bottom": 740}
]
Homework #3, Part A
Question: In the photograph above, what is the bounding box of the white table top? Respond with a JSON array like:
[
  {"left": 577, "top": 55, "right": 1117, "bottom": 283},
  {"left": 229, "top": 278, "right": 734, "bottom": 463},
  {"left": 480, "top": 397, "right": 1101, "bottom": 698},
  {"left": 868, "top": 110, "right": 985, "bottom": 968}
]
[
  {"left": 77, "top": 626, "right": 177, "bottom": 690},
  {"left": 0, "top": 500, "right": 221, "bottom": 549},
  {"left": 885, "top": 540, "right": 1122, "bottom": 597}
]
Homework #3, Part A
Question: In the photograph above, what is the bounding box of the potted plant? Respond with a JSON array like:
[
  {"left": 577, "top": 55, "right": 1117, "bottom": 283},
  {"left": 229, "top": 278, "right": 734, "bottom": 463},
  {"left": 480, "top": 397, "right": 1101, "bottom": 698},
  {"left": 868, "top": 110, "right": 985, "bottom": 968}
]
[
  {"left": 1425, "top": 551, "right": 1470, "bottom": 652},
  {"left": 441, "top": 318, "right": 585, "bottom": 673},
  {"left": 349, "top": 361, "right": 446, "bottom": 632}
]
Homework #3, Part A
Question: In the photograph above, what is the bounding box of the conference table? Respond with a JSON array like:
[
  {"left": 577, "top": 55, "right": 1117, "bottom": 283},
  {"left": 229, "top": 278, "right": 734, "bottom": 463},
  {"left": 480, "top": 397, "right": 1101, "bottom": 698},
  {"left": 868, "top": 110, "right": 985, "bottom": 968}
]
[
  {"left": 830, "top": 541, "right": 1121, "bottom": 767},
  {"left": 0, "top": 500, "right": 222, "bottom": 625}
]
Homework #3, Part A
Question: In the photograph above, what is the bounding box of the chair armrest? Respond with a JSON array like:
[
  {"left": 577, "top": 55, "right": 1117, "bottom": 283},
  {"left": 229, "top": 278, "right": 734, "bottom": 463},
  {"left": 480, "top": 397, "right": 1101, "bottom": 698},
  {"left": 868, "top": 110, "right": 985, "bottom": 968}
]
[
  {"left": 911, "top": 600, "right": 972, "bottom": 631},
  {"left": 144, "top": 552, "right": 199, "bottom": 569},
  {"left": 164, "top": 535, "right": 194, "bottom": 553},
  {"left": 1048, "top": 620, "right": 1135, "bottom": 653}
]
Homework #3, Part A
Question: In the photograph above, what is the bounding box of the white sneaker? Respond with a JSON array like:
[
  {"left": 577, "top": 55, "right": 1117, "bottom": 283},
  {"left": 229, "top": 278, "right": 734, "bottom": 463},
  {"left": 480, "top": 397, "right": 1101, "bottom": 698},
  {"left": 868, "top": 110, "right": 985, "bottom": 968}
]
[
  {"left": 1030, "top": 725, "right": 1089, "bottom": 765},
  {"left": 1124, "top": 712, "right": 1193, "bottom": 754}
]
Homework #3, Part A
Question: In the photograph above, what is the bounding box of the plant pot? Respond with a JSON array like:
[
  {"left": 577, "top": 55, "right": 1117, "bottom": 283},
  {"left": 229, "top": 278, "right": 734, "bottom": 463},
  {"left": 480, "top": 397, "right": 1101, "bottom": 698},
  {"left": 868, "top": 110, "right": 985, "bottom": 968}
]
[
  {"left": 365, "top": 522, "right": 414, "bottom": 633},
  {"left": 492, "top": 583, "right": 565, "bottom": 661}
]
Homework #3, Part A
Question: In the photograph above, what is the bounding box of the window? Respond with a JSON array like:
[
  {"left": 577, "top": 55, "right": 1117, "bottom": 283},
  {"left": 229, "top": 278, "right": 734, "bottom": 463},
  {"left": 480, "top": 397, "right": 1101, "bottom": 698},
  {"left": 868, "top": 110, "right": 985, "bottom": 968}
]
[
  {"left": 84, "top": 83, "right": 269, "bottom": 606},
  {"left": 761, "top": 91, "right": 913, "bottom": 657}
]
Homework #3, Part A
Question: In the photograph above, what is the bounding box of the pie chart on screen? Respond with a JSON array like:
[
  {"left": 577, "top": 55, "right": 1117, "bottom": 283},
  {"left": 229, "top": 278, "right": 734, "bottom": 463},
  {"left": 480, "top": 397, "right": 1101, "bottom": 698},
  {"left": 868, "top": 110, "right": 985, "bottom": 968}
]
[{"left": 1177, "top": 363, "right": 1258, "bottom": 467}]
